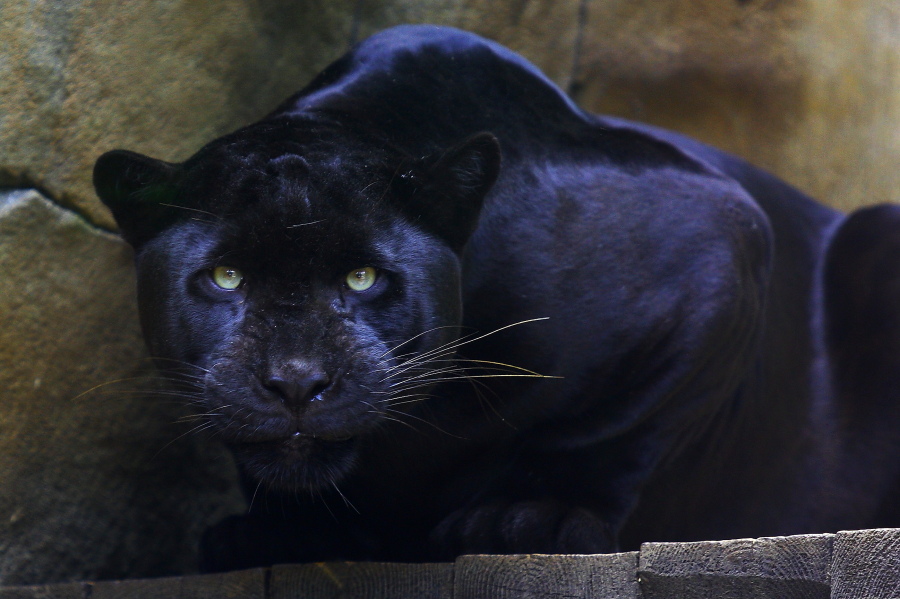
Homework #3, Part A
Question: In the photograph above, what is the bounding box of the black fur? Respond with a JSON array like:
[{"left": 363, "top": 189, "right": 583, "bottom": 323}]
[{"left": 93, "top": 25, "right": 900, "bottom": 569}]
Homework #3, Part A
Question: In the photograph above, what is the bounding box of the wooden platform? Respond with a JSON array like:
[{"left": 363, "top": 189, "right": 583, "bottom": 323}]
[{"left": 3, "top": 528, "right": 899, "bottom": 598}]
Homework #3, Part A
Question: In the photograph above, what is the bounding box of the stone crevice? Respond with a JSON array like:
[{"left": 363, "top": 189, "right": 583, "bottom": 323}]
[
  {"left": 566, "top": 0, "right": 590, "bottom": 98},
  {"left": 0, "top": 181, "right": 118, "bottom": 236}
]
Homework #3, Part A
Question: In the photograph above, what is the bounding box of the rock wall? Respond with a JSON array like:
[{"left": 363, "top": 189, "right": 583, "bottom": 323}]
[
  {"left": 1, "top": 0, "right": 897, "bottom": 585},
  {"left": 0, "top": 190, "right": 243, "bottom": 585},
  {"left": 573, "top": 0, "right": 900, "bottom": 213}
]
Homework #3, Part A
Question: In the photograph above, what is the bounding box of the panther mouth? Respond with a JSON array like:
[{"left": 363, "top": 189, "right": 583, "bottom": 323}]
[
  {"left": 277, "top": 432, "right": 354, "bottom": 460},
  {"left": 245, "top": 431, "right": 356, "bottom": 457},
  {"left": 288, "top": 431, "right": 354, "bottom": 444},
  {"left": 230, "top": 432, "right": 360, "bottom": 491}
]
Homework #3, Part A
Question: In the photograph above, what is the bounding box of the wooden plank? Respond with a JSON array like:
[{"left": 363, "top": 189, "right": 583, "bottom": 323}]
[
  {"left": 831, "top": 528, "right": 900, "bottom": 599},
  {"left": 90, "top": 569, "right": 265, "bottom": 599},
  {"left": 80, "top": 578, "right": 179, "bottom": 599},
  {"left": 178, "top": 569, "right": 266, "bottom": 599},
  {"left": 454, "top": 553, "right": 640, "bottom": 599},
  {"left": 638, "top": 534, "right": 832, "bottom": 599},
  {"left": 0, "top": 582, "right": 87, "bottom": 599},
  {"left": 269, "top": 562, "right": 454, "bottom": 599}
]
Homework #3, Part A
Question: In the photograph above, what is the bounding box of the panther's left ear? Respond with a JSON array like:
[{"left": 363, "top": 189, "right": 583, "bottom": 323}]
[
  {"left": 93, "top": 150, "right": 180, "bottom": 249},
  {"left": 395, "top": 132, "right": 501, "bottom": 252}
]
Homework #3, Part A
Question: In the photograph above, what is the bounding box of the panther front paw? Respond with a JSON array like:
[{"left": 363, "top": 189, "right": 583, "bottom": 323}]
[{"left": 430, "top": 500, "right": 615, "bottom": 558}]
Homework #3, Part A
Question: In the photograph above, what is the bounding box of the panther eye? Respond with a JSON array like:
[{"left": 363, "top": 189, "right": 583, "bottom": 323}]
[
  {"left": 346, "top": 267, "right": 377, "bottom": 292},
  {"left": 211, "top": 266, "right": 244, "bottom": 290}
]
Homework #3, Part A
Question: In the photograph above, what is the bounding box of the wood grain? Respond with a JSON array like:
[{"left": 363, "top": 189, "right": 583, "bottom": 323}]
[
  {"left": 831, "top": 529, "right": 900, "bottom": 599},
  {"left": 10, "top": 529, "right": 900, "bottom": 598},
  {"left": 638, "top": 534, "right": 832, "bottom": 599},
  {"left": 90, "top": 568, "right": 265, "bottom": 599},
  {"left": 269, "top": 562, "right": 453, "bottom": 599},
  {"left": 0, "top": 582, "right": 86, "bottom": 599},
  {"left": 454, "top": 553, "right": 639, "bottom": 599}
]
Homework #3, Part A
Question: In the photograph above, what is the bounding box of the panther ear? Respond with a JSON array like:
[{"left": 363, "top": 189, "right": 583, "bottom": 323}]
[
  {"left": 396, "top": 132, "right": 501, "bottom": 252},
  {"left": 93, "top": 150, "right": 180, "bottom": 248}
]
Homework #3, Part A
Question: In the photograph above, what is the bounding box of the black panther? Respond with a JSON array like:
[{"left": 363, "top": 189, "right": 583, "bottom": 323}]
[{"left": 93, "top": 25, "right": 900, "bottom": 570}]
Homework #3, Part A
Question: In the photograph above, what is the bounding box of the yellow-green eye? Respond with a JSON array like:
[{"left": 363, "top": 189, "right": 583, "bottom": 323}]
[
  {"left": 211, "top": 266, "right": 244, "bottom": 290},
  {"left": 346, "top": 267, "right": 377, "bottom": 292}
]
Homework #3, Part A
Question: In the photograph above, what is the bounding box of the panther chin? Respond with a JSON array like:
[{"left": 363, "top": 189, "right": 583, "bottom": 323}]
[{"left": 231, "top": 433, "right": 360, "bottom": 493}]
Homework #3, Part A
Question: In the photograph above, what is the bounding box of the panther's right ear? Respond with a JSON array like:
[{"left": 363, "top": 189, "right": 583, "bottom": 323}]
[
  {"left": 393, "top": 132, "right": 501, "bottom": 253},
  {"left": 93, "top": 150, "right": 180, "bottom": 248}
]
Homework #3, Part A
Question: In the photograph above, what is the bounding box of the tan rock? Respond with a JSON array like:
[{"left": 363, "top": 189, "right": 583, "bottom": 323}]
[
  {"left": 0, "top": 0, "right": 355, "bottom": 229},
  {"left": 574, "top": 0, "right": 900, "bottom": 212},
  {"left": 350, "top": 0, "right": 582, "bottom": 87},
  {"left": 0, "top": 190, "right": 244, "bottom": 585}
]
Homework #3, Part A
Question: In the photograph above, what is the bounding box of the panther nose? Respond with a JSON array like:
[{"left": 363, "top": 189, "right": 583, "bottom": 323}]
[{"left": 265, "top": 365, "right": 331, "bottom": 407}]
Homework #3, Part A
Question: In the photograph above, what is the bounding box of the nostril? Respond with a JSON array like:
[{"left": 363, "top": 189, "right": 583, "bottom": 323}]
[
  {"left": 305, "top": 377, "right": 330, "bottom": 401},
  {"left": 265, "top": 377, "right": 299, "bottom": 402},
  {"left": 265, "top": 372, "right": 331, "bottom": 406}
]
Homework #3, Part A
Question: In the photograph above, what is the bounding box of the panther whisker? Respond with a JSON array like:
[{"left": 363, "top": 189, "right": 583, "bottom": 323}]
[
  {"left": 159, "top": 203, "right": 223, "bottom": 223},
  {"left": 387, "top": 367, "right": 556, "bottom": 389},
  {"left": 380, "top": 318, "right": 550, "bottom": 378},
  {"left": 145, "top": 356, "right": 212, "bottom": 374},
  {"left": 378, "top": 354, "right": 458, "bottom": 381},
  {"left": 381, "top": 407, "right": 467, "bottom": 439},
  {"left": 286, "top": 219, "right": 325, "bottom": 229},
  {"left": 375, "top": 324, "right": 466, "bottom": 360},
  {"left": 379, "top": 390, "right": 434, "bottom": 404},
  {"left": 69, "top": 376, "right": 160, "bottom": 402},
  {"left": 399, "top": 373, "right": 556, "bottom": 388},
  {"left": 385, "top": 364, "right": 462, "bottom": 386},
  {"left": 454, "top": 358, "right": 549, "bottom": 377},
  {"left": 151, "top": 421, "right": 219, "bottom": 460},
  {"left": 72, "top": 388, "right": 203, "bottom": 403},
  {"left": 382, "top": 395, "right": 434, "bottom": 408},
  {"left": 247, "top": 479, "right": 265, "bottom": 514},
  {"left": 174, "top": 409, "right": 229, "bottom": 422},
  {"left": 329, "top": 479, "right": 359, "bottom": 514},
  {"left": 374, "top": 414, "right": 422, "bottom": 434},
  {"left": 379, "top": 338, "right": 473, "bottom": 373}
]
